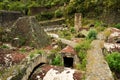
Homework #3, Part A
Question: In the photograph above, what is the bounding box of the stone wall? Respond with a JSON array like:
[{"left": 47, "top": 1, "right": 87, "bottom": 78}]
[
  {"left": 86, "top": 40, "right": 114, "bottom": 80},
  {"left": 0, "top": 10, "right": 23, "bottom": 27}
]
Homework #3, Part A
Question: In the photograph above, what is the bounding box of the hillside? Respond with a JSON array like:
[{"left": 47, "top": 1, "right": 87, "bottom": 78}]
[
  {"left": 0, "top": 0, "right": 120, "bottom": 80},
  {"left": 0, "top": 0, "right": 120, "bottom": 25}
]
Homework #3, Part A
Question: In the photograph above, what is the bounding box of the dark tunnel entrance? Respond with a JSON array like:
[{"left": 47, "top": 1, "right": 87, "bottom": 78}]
[{"left": 63, "top": 57, "right": 73, "bottom": 67}]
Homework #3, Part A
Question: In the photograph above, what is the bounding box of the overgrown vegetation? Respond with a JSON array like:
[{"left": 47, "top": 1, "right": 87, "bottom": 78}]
[
  {"left": 87, "top": 29, "right": 97, "bottom": 40},
  {"left": 106, "top": 52, "right": 120, "bottom": 73},
  {"left": 29, "top": 49, "right": 45, "bottom": 59},
  {"left": 114, "top": 23, "right": 120, "bottom": 29},
  {"left": 75, "top": 39, "right": 91, "bottom": 70},
  {"left": 0, "top": 0, "right": 119, "bottom": 25},
  {"left": 48, "top": 49, "right": 63, "bottom": 66},
  {"left": 51, "top": 53, "right": 62, "bottom": 66}
]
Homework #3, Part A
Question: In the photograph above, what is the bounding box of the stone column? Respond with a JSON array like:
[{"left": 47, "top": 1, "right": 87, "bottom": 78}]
[{"left": 74, "top": 13, "right": 82, "bottom": 32}]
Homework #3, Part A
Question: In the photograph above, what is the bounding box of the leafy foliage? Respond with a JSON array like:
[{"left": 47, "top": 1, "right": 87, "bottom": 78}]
[
  {"left": 106, "top": 52, "right": 120, "bottom": 72},
  {"left": 51, "top": 54, "right": 62, "bottom": 66},
  {"left": 114, "top": 23, "right": 120, "bottom": 29},
  {"left": 75, "top": 39, "right": 91, "bottom": 70},
  {"left": 29, "top": 49, "right": 45, "bottom": 59},
  {"left": 36, "top": 12, "right": 54, "bottom": 21},
  {"left": 55, "top": 9, "right": 63, "bottom": 18},
  {"left": 87, "top": 29, "right": 97, "bottom": 40}
]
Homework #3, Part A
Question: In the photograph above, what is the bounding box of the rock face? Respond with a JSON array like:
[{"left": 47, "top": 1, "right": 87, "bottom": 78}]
[
  {"left": 11, "top": 16, "right": 50, "bottom": 48},
  {"left": 86, "top": 40, "right": 114, "bottom": 80}
]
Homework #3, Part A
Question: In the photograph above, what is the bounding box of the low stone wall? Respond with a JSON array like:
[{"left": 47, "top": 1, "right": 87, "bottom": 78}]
[
  {"left": 86, "top": 40, "right": 114, "bottom": 80},
  {"left": 0, "top": 10, "right": 23, "bottom": 27},
  {"left": 39, "top": 18, "right": 65, "bottom": 26}
]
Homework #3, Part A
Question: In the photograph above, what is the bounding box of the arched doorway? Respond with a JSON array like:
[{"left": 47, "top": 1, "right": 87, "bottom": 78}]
[{"left": 63, "top": 56, "right": 73, "bottom": 67}]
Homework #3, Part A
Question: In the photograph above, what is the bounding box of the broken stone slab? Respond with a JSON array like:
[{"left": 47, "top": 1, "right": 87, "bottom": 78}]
[
  {"left": 86, "top": 40, "right": 114, "bottom": 80},
  {"left": 10, "top": 16, "right": 50, "bottom": 48}
]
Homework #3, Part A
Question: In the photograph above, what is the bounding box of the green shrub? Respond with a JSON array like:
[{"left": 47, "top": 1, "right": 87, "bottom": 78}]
[
  {"left": 0, "top": 45, "right": 9, "bottom": 49},
  {"left": 8, "top": 1, "right": 26, "bottom": 12},
  {"left": 106, "top": 52, "right": 120, "bottom": 72},
  {"left": 19, "top": 47, "right": 26, "bottom": 53},
  {"left": 114, "top": 23, "right": 120, "bottom": 29},
  {"left": 75, "top": 39, "right": 91, "bottom": 53},
  {"left": 29, "top": 53, "right": 35, "bottom": 59},
  {"left": 36, "top": 12, "right": 54, "bottom": 21},
  {"left": 87, "top": 29, "right": 97, "bottom": 40},
  {"left": 55, "top": 9, "right": 63, "bottom": 18},
  {"left": 51, "top": 54, "right": 62, "bottom": 66},
  {"left": 70, "top": 27, "right": 76, "bottom": 33},
  {"left": 94, "top": 21, "right": 102, "bottom": 27},
  {"left": 75, "top": 39, "right": 91, "bottom": 70},
  {"left": 29, "top": 49, "right": 45, "bottom": 59}
]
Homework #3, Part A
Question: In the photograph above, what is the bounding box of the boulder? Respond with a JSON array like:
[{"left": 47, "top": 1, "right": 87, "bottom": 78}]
[{"left": 11, "top": 16, "right": 50, "bottom": 48}]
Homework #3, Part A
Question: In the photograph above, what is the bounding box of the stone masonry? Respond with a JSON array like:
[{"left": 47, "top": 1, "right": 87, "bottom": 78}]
[
  {"left": 86, "top": 40, "right": 114, "bottom": 80},
  {"left": 0, "top": 10, "right": 23, "bottom": 27}
]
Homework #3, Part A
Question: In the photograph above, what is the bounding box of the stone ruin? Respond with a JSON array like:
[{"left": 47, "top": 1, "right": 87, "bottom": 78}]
[
  {"left": 86, "top": 40, "right": 114, "bottom": 80},
  {"left": 74, "top": 13, "right": 82, "bottom": 32},
  {"left": 0, "top": 10, "right": 23, "bottom": 27},
  {"left": 60, "top": 46, "right": 80, "bottom": 68},
  {"left": 103, "top": 28, "right": 120, "bottom": 52},
  {"left": 11, "top": 16, "right": 50, "bottom": 48}
]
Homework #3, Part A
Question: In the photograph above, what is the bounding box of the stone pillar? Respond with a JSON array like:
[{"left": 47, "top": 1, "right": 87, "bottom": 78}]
[{"left": 74, "top": 13, "right": 82, "bottom": 32}]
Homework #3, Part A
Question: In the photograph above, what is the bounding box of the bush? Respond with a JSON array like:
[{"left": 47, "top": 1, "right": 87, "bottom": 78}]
[
  {"left": 36, "top": 12, "right": 54, "bottom": 21},
  {"left": 70, "top": 27, "right": 76, "bottom": 33},
  {"left": 8, "top": 1, "right": 26, "bottom": 12},
  {"left": 0, "top": 45, "right": 9, "bottom": 49},
  {"left": 75, "top": 39, "right": 91, "bottom": 53},
  {"left": 106, "top": 52, "right": 120, "bottom": 72},
  {"left": 75, "top": 39, "right": 91, "bottom": 70},
  {"left": 114, "top": 23, "right": 120, "bottom": 29},
  {"left": 51, "top": 54, "right": 62, "bottom": 66},
  {"left": 55, "top": 9, "right": 63, "bottom": 18},
  {"left": 87, "top": 29, "right": 97, "bottom": 40}
]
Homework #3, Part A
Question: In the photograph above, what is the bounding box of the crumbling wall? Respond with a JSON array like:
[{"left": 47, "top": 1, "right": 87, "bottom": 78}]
[{"left": 0, "top": 10, "right": 23, "bottom": 27}]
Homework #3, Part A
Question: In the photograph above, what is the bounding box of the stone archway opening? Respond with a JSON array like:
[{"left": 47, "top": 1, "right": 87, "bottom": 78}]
[
  {"left": 28, "top": 63, "right": 45, "bottom": 79},
  {"left": 63, "top": 56, "right": 73, "bottom": 67}
]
